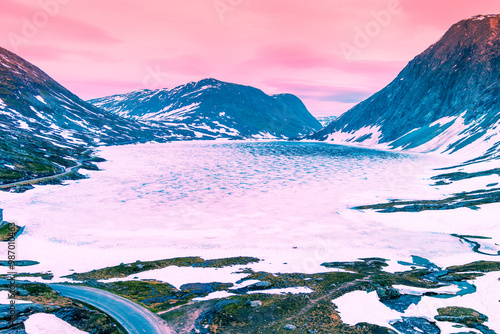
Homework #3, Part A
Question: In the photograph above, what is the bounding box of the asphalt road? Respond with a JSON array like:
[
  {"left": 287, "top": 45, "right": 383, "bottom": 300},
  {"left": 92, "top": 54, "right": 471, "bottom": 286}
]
[
  {"left": 0, "top": 162, "right": 83, "bottom": 189},
  {"left": 50, "top": 284, "right": 177, "bottom": 334}
]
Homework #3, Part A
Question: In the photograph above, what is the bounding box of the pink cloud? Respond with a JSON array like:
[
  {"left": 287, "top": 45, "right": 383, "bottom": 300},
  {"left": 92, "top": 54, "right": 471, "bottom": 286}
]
[
  {"left": 0, "top": 0, "right": 38, "bottom": 18},
  {"left": 145, "top": 55, "right": 216, "bottom": 78},
  {"left": 244, "top": 45, "right": 332, "bottom": 69},
  {"left": 47, "top": 17, "right": 121, "bottom": 44},
  {"left": 263, "top": 78, "right": 369, "bottom": 96},
  {"left": 1, "top": 0, "right": 499, "bottom": 116},
  {"left": 1, "top": 0, "right": 119, "bottom": 55},
  {"left": 65, "top": 79, "right": 144, "bottom": 101}
]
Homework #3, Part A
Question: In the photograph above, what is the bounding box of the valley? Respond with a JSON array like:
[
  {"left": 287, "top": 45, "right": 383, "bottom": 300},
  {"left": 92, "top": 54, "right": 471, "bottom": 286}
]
[{"left": 0, "top": 12, "right": 499, "bottom": 334}]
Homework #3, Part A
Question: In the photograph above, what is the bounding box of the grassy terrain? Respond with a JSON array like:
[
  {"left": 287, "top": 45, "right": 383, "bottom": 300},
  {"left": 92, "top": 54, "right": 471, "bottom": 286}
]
[
  {"left": 0, "top": 272, "right": 55, "bottom": 280},
  {"left": 5, "top": 258, "right": 499, "bottom": 333},
  {"left": 159, "top": 258, "right": 500, "bottom": 333},
  {"left": 0, "top": 222, "right": 21, "bottom": 241},
  {"left": 435, "top": 307, "right": 493, "bottom": 333},
  {"left": 16, "top": 283, "right": 74, "bottom": 307},
  {"left": 353, "top": 187, "right": 500, "bottom": 212},
  {"left": 181, "top": 294, "right": 396, "bottom": 334},
  {"left": 94, "top": 280, "right": 234, "bottom": 313},
  {"left": 0, "top": 142, "right": 106, "bottom": 192},
  {"left": 435, "top": 306, "right": 488, "bottom": 325},
  {"left": 83, "top": 257, "right": 500, "bottom": 333},
  {"left": 0, "top": 283, "right": 124, "bottom": 334},
  {"left": 65, "top": 256, "right": 261, "bottom": 281},
  {"left": 431, "top": 168, "right": 500, "bottom": 185},
  {"left": 0, "top": 130, "right": 87, "bottom": 185},
  {"left": 446, "top": 260, "right": 500, "bottom": 273}
]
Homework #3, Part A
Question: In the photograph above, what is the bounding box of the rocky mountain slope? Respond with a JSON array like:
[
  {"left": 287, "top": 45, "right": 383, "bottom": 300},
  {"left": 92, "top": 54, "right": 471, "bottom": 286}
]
[
  {"left": 90, "top": 78, "right": 322, "bottom": 139},
  {"left": 0, "top": 47, "right": 165, "bottom": 146},
  {"left": 310, "top": 15, "right": 500, "bottom": 161},
  {"left": 0, "top": 46, "right": 182, "bottom": 185}
]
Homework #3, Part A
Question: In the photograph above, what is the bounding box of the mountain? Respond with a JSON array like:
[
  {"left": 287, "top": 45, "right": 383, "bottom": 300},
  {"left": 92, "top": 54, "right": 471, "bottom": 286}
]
[
  {"left": 0, "top": 47, "right": 166, "bottom": 146},
  {"left": 316, "top": 116, "right": 338, "bottom": 127},
  {"left": 309, "top": 15, "right": 500, "bottom": 160},
  {"left": 89, "top": 78, "right": 322, "bottom": 139},
  {"left": 0, "top": 46, "right": 170, "bottom": 185}
]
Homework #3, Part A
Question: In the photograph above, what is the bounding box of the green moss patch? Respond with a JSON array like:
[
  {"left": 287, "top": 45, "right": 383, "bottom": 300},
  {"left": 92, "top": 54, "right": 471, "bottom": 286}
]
[
  {"left": 0, "top": 222, "right": 21, "bottom": 241},
  {"left": 431, "top": 168, "right": 500, "bottom": 185},
  {"left": 435, "top": 307, "right": 488, "bottom": 326},
  {"left": 191, "top": 294, "right": 396, "bottom": 333},
  {"left": 65, "top": 256, "right": 261, "bottom": 281},
  {"left": 95, "top": 280, "right": 233, "bottom": 313},
  {"left": 0, "top": 283, "right": 124, "bottom": 333},
  {"left": 446, "top": 261, "right": 500, "bottom": 273},
  {"left": 353, "top": 188, "right": 500, "bottom": 212}
]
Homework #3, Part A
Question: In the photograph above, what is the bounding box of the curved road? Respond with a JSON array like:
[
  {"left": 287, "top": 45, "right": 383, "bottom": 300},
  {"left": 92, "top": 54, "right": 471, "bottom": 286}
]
[
  {"left": 50, "top": 284, "right": 176, "bottom": 334},
  {"left": 0, "top": 162, "right": 83, "bottom": 189}
]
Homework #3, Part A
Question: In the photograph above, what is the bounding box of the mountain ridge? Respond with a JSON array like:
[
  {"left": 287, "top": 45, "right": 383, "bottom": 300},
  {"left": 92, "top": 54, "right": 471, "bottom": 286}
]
[
  {"left": 309, "top": 14, "right": 500, "bottom": 161},
  {"left": 89, "top": 78, "right": 322, "bottom": 139},
  {"left": 0, "top": 45, "right": 163, "bottom": 186}
]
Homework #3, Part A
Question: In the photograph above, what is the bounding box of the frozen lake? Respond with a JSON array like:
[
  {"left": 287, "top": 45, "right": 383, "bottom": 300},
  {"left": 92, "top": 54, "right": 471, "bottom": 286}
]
[{"left": 0, "top": 141, "right": 497, "bottom": 277}]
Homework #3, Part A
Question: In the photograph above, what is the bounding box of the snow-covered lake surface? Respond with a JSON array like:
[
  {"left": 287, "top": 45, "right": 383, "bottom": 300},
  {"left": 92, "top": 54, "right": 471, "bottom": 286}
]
[
  {"left": 1, "top": 141, "right": 499, "bottom": 332},
  {"left": 0, "top": 141, "right": 498, "bottom": 274}
]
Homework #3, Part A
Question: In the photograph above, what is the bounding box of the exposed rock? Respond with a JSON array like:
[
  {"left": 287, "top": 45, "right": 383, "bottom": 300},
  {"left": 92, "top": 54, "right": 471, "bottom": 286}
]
[
  {"left": 435, "top": 307, "right": 488, "bottom": 325},
  {"left": 54, "top": 307, "right": 122, "bottom": 334},
  {"left": 0, "top": 323, "right": 27, "bottom": 334},
  {"left": 0, "top": 304, "right": 46, "bottom": 330},
  {"left": 376, "top": 286, "right": 401, "bottom": 300}
]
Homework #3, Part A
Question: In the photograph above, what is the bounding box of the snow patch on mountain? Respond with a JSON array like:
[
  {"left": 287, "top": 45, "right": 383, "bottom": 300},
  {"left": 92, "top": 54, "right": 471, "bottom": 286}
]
[
  {"left": 35, "top": 95, "right": 47, "bottom": 104},
  {"left": 325, "top": 125, "right": 386, "bottom": 148},
  {"left": 147, "top": 102, "right": 201, "bottom": 121}
]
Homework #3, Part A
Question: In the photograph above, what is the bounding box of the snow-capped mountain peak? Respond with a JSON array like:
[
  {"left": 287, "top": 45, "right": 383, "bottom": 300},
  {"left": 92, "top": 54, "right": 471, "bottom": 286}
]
[
  {"left": 309, "top": 14, "right": 500, "bottom": 161},
  {"left": 90, "top": 78, "right": 322, "bottom": 139}
]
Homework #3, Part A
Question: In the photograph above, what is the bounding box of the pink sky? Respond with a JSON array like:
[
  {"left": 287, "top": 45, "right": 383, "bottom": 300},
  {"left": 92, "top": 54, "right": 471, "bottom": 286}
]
[{"left": 1, "top": 0, "right": 499, "bottom": 116}]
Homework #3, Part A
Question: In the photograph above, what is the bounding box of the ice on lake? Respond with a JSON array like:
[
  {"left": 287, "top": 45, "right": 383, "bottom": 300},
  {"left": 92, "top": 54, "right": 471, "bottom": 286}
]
[{"left": 0, "top": 141, "right": 498, "bottom": 278}]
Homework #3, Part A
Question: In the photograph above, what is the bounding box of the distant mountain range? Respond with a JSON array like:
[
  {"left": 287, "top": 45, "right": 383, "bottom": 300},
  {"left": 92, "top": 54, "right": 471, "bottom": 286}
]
[
  {"left": 0, "top": 47, "right": 319, "bottom": 185},
  {"left": 309, "top": 14, "right": 500, "bottom": 161},
  {"left": 316, "top": 116, "right": 338, "bottom": 127},
  {"left": 89, "top": 78, "right": 321, "bottom": 139},
  {"left": 2, "top": 14, "right": 500, "bottom": 186}
]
